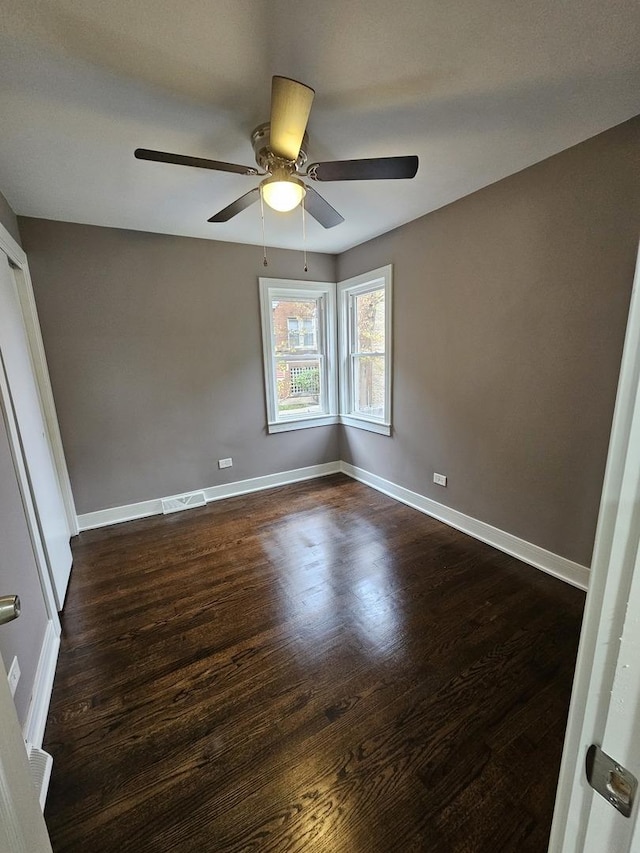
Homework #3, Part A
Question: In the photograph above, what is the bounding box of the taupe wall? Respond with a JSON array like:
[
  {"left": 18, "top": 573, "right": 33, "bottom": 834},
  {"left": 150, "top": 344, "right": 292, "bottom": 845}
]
[
  {"left": 338, "top": 117, "right": 640, "bottom": 566},
  {"left": 0, "top": 188, "right": 21, "bottom": 246},
  {"left": 18, "top": 221, "right": 338, "bottom": 514}
]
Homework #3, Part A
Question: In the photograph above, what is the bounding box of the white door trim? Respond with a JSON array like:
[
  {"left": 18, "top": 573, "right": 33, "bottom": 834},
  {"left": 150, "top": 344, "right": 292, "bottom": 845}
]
[
  {"left": 0, "top": 353, "right": 60, "bottom": 633},
  {"left": 550, "top": 242, "right": 640, "bottom": 851},
  {"left": 0, "top": 221, "right": 78, "bottom": 535}
]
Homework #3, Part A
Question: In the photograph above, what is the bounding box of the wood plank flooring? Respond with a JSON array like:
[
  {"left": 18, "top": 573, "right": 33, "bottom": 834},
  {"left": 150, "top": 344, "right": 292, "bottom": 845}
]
[{"left": 44, "top": 474, "right": 585, "bottom": 852}]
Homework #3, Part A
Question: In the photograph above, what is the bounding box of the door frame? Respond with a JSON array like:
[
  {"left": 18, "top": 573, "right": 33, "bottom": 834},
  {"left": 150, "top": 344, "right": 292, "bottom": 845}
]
[
  {"left": 0, "top": 227, "right": 60, "bottom": 852},
  {"left": 550, "top": 242, "right": 640, "bottom": 850},
  {"left": 0, "top": 222, "right": 77, "bottom": 536}
]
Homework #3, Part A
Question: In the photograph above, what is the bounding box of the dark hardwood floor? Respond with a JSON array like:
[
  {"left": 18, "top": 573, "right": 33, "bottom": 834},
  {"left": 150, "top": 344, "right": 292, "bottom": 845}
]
[{"left": 44, "top": 474, "right": 585, "bottom": 852}]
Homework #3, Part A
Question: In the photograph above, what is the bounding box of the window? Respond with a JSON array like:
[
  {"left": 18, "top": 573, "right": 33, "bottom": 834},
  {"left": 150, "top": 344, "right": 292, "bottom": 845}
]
[
  {"left": 338, "top": 265, "right": 392, "bottom": 435},
  {"left": 259, "top": 268, "right": 392, "bottom": 435},
  {"left": 259, "top": 279, "right": 337, "bottom": 432}
]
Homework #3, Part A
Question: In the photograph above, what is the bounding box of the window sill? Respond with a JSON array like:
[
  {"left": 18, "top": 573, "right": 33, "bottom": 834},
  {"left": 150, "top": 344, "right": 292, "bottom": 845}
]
[
  {"left": 267, "top": 415, "right": 391, "bottom": 435},
  {"left": 267, "top": 415, "right": 340, "bottom": 434},
  {"left": 339, "top": 415, "right": 391, "bottom": 436}
]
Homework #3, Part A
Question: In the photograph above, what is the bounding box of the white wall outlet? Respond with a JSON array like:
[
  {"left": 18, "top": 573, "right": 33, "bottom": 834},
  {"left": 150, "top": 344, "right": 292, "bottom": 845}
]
[
  {"left": 433, "top": 472, "right": 447, "bottom": 487},
  {"left": 218, "top": 457, "right": 233, "bottom": 469},
  {"left": 8, "top": 656, "right": 20, "bottom": 698}
]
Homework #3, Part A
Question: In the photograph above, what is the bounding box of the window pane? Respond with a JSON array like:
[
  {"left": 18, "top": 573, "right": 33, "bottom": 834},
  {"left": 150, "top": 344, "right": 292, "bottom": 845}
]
[
  {"left": 276, "top": 357, "right": 322, "bottom": 417},
  {"left": 354, "top": 290, "right": 385, "bottom": 353},
  {"left": 273, "top": 299, "right": 319, "bottom": 354},
  {"left": 302, "top": 318, "right": 315, "bottom": 347},
  {"left": 353, "top": 354, "right": 385, "bottom": 418}
]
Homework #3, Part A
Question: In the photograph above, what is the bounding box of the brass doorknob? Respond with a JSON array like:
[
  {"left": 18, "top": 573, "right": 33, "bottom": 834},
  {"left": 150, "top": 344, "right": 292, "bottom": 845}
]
[{"left": 0, "top": 595, "right": 20, "bottom": 625}]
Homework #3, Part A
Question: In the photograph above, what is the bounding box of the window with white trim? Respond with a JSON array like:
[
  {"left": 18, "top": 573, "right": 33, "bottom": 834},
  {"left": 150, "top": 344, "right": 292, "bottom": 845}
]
[
  {"left": 259, "top": 267, "right": 391, "bottom": 435},
  {"left": 338, "top": 266, "right": 392, "bottom": 435},
  {"left": 259, "top": 278, "right": 337, "bottom": 433}
]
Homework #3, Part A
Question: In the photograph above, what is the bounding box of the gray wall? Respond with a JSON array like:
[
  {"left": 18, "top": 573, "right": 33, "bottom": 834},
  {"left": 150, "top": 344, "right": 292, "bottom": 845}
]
[
  {"left": 18, "top": 221, "right": 338, "bottom": 514},
  {"left": 338, "top": 117, "right": 640, "bottom": 566},
  {"left": 0, "top": 188, "right": 21, "bottom": 246}
]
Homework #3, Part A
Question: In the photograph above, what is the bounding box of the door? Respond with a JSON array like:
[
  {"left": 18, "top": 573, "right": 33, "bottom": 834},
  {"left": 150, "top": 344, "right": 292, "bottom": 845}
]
[
  {"left": 0, "top": 253, "right": 72, "bottom": 610},
  {"left": 0, "top": 342, "right": 54, "bottom": 851},
  {"left": 0, "top": 654, "right": 53, "bottom": 853},
  {"left": 550, "top": 243, "right": 640, "bottom": 851}
]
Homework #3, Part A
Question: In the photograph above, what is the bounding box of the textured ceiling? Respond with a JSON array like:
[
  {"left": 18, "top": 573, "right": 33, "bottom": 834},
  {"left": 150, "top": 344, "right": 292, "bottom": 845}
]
[{"left": 1, "top": 0, "right": 638, "bottom": 253}]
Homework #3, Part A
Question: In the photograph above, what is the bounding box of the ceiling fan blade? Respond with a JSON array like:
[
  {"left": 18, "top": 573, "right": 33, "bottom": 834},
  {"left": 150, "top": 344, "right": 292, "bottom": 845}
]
[
  {"left": 269, "top": 76, "right": 315, "bottom": 162},
  {"left": 135, "top": 148, "right": 258, "bottom": 176},
  {"left": 303, "top": 186, "right": 344, "bottom": 229},
  {"left": 306, "top": 155, "right": 419, "bottom": 182},
  {"left": 208, "top": 188, "right": 261, "bottom": 222}
]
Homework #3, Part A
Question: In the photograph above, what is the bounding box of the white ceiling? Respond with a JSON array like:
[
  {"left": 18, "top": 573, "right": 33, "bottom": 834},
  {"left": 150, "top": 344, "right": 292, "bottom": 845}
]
[{"left": 1, "top": 0, "right": 638, "bottom": 253}]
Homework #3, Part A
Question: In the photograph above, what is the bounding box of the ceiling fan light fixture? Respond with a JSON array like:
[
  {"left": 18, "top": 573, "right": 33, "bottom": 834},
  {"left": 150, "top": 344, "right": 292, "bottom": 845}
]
[
  {"left": 136, "top": 78, "right": 418, "bottom": 229},
  {"left": 261, "top": 176, "right": 306, "bottom": 212}
]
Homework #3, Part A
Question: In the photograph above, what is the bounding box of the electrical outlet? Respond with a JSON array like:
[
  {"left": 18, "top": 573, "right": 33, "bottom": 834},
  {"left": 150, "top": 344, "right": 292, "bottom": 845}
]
[
  {"left": 8, "top": 656, "right": 20, "bottom": 698},
  {"left": 433, "top": 472, "right": 447, "bottom": 487},
  {"left": 218, "top": 457, "right": 233, "bottom": 469}
]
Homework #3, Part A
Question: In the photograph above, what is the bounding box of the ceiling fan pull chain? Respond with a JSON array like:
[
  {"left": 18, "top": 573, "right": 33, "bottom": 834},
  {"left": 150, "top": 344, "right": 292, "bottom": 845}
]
[
  {"left": 302, "top": 196, "right": 308, "bottom": 273},
  {"left": 259, "top": 185, "right": 268, "bottom": 267}
]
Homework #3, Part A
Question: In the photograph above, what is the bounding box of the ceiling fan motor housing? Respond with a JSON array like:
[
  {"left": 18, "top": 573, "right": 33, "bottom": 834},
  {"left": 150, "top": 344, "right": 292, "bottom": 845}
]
[{"left": 251, "top": 122, "right": 309, "bottom": 175}]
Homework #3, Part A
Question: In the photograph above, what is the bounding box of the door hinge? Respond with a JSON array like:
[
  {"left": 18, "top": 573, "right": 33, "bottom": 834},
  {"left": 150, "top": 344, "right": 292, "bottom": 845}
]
[{"left": 586, "top": 744, "right": 637, "bottom": 818}]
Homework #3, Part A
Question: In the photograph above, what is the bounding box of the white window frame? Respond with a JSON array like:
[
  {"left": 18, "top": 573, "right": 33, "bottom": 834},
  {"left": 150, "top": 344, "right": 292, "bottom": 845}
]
[
  {"left": 338, "top": 265, "right": 393, "bottom": 436},
  {"left": 259, "top": 278, "right": 338, "bottom": 433}
]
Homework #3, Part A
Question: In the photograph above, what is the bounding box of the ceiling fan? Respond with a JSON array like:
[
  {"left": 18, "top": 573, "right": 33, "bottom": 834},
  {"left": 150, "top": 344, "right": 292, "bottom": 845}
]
[{"left": 135, "top": 76, "right": 419, "bottom": 229}]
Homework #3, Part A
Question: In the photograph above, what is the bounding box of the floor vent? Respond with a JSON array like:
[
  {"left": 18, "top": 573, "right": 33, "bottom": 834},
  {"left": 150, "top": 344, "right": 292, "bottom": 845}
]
[
  {"left": 161, "top": 491, "right": 207, "bottom": 514},
  {"left": 27, "top": 743, "right": 53, "bottom": 810}
]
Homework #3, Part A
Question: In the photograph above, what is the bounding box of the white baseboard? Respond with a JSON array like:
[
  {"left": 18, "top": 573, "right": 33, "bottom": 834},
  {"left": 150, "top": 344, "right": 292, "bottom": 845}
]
[
  {"left": 76, "top": 462, "right": 342, "bottom": 531},
  {"left": 23, "top": 619, "right": 60, "bottom": 748},
  {"left": 77, "top": 496, "right": 164, "bottom": 530},
  {"left": 75, "top": 459, "right": 589, "bottom": 590},
  {"left": 340, "top": 462, "right": 590, "bottom": 591},
  {"left": 202, "top": 462, "right": 341, "bottom": 503}
]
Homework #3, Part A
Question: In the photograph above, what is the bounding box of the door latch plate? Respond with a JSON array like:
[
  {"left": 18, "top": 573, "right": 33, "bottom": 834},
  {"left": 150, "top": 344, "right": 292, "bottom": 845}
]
[{"left": 586, "top": 744, "right": 637, "bottom": 818}]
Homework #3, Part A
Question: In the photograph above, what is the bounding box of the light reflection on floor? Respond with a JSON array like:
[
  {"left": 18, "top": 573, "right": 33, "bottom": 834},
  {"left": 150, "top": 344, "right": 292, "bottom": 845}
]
[{"left": 259, "top": 507, "right": 403, "bottom": 662}]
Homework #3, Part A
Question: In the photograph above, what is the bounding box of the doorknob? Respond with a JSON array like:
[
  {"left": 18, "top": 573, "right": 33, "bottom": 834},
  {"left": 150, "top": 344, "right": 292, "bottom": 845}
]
[{"left": 0, "top": 595, "right": 20, "bottom": 625}]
